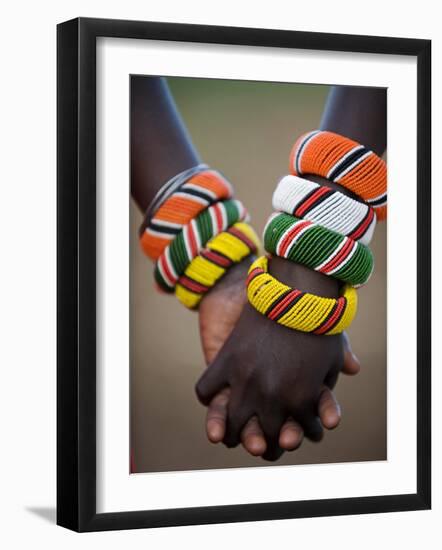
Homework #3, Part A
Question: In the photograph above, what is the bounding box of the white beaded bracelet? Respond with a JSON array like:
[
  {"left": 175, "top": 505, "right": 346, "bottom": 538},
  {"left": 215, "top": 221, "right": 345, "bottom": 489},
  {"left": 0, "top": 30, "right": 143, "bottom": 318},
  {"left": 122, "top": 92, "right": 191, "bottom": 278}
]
[{"left": 272, "top": 175, "right": 377, "bottom": 245}]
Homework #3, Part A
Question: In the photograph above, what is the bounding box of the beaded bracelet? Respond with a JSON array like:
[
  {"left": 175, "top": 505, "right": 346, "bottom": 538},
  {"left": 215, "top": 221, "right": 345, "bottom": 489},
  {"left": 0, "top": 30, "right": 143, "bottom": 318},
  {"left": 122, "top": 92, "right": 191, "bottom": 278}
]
[
  {"left": 289, "top": 130, "right": 387, "bottom": 220},
  {"left": 263, "top": 212, "right": 373, "bottom": 287},
  {"left": 247, "top": 256, "right": 357, "bottom": 335},
  {"left": 140, "top": 168, "right": 234, "bottom": 260},
  {"left": 155, "top": 199, "right": 249, "bottom": 292},
  {"left": 273, "top": 175, "right": 377, "bottom": 245},
  {"left": 175, "top": 222, "right": 260, "bottom": 309},
  {"left": 142, "top": 163, "right": 209, "bottom": 229}
]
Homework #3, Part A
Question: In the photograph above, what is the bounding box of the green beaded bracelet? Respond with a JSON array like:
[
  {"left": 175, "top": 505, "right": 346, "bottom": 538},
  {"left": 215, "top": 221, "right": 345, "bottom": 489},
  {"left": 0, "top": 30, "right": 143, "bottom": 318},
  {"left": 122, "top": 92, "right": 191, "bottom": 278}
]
[{"left": 263, "top": 212, "right": 373, "bottom": 286}]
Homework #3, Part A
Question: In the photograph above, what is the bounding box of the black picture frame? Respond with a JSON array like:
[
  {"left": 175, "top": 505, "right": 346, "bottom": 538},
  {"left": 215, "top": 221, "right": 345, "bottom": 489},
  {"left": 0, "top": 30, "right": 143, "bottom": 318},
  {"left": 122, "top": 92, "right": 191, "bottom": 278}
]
[{"left": 57, "top": 17, "right": 431, "bottom": 532}]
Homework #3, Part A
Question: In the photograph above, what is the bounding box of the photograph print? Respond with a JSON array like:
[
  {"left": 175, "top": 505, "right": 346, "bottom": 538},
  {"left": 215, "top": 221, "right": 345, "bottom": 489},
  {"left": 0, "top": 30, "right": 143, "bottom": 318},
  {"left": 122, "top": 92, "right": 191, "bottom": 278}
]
[{"left": 130, "top": 76, "right": 387, "bottom": 473}]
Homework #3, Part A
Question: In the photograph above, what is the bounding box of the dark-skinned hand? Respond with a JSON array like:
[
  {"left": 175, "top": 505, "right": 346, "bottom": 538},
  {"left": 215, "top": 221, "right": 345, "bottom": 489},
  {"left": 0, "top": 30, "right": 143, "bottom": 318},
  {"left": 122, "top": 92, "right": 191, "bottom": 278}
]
[{"left": 198, "top": 257, "right": 360, "bottom": 460}]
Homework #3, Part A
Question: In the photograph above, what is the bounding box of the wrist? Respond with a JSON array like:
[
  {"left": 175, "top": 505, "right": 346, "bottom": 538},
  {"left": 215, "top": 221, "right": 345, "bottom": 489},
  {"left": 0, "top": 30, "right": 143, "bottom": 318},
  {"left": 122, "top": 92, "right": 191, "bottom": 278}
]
[
  {"left": 269, "top": 257, "right": 339, "bottom": 299},
  {"left": 306, "top": 174, "right": 361, "bottom": 202}
]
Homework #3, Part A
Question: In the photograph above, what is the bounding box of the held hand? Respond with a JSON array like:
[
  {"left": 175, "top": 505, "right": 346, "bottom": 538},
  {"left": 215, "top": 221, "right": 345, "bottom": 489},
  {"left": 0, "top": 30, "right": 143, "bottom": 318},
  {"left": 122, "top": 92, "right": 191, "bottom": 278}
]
[
  {"left": 197, "top": 301, "right": 343, "bottom": 457},
  {"left": 203, "top": 334, "right": 360, "bottom": 460},
  {"left": 198, "top": 258, "right": 360, "bottom": 460}
]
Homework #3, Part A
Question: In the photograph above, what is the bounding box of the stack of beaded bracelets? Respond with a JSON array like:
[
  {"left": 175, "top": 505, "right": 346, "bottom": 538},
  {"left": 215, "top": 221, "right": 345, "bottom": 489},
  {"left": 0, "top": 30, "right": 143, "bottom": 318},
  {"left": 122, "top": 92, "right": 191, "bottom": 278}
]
[
  {"left": 139, "top": 166, "right": 259, "bottom": 309},
  {"left": 247, "top": 130, "right": 386, "bottom": 335}
]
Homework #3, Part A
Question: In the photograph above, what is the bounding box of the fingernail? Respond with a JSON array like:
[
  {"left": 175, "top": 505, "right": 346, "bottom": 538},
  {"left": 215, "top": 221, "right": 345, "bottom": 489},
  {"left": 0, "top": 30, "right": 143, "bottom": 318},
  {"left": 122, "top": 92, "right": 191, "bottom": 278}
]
[{"left": 208, "top": 424, "right": 223, "bottom": 442}]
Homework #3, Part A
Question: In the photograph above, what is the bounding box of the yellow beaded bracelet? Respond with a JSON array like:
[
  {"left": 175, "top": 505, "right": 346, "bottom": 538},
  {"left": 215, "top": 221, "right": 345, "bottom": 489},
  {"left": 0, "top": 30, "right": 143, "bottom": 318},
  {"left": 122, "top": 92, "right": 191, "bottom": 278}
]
[
  {"left": 246, "top": 256, "right": 357, "bottom": 335},
  {"left": 175, "top": 222, "right": 260, "bottom": 309}
]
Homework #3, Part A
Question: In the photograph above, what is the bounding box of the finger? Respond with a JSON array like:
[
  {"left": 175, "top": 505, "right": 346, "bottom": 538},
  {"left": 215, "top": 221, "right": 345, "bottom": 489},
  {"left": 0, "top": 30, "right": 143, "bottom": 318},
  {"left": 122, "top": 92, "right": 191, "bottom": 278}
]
[
  {"left": 195, "top": 356, "right": 228, "bottom": 406},
  {"left": 324, "top": 368, "right": 339, "bottom": 390},
  {"left": 206, "top": 388, "right": 230, "bottom": 443},
  {"left": 304, "top": 416, "right": 323, "bottom": 442},
  {"left": 279, "top": 418, "right": 304, "bottom": 451},
  {"left": 262, "top": 446, "right": 285, "bottom": 462},
  {"left": 241, "top": 416, "right": 267, "bottom": 456},
  {"left": 294, "top": 409, "right": 324, "bottom": 442},
  {"left": 341, "top": 332, "right": 361, "bottom": 376},
  {"left": 318, "top": 386, "right": 341, "bottom": 430},
  {"left": 259, "top": 410, "right": 286, "bottom": 460},
  {"left": 260, "top": 410, "right": 285, "bottom": 447},
  {"left": 223, "top": 394, "right": 254, "bottom": 448}
]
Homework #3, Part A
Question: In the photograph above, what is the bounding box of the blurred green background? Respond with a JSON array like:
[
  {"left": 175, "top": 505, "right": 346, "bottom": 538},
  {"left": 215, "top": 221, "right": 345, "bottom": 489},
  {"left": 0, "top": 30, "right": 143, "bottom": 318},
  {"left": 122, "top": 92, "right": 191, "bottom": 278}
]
[{"left": 130, "top": 77, "right": 386, "bottom": 473}]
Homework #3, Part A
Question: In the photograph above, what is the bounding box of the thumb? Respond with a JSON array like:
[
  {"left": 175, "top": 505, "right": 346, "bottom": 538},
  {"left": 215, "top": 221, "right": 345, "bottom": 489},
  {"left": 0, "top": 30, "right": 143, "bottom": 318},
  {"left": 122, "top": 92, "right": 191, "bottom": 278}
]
[
  {"left": 342, "top": 332, "right": 361, "bottom": 376},
  {"left": 195, "top": 354, "right": 229, "bottom": 406},
  {"left": 199, "top": 288, "right": 244, "bottom": 365}
]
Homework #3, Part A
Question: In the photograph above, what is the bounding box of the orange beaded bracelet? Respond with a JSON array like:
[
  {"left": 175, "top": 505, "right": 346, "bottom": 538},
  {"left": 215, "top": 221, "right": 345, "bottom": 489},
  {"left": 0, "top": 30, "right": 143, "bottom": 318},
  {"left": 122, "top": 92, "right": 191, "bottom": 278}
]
[
  {"left": 139, "top": 169, "right": 233, "bottom": 260},
  {"left": 289, "top": 130, "right": 387, "bottom": 220}
]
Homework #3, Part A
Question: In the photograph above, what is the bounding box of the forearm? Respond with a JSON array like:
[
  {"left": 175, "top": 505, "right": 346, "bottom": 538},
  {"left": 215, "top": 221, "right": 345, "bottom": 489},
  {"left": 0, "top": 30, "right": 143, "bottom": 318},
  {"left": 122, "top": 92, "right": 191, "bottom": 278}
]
[
  {"left": 131, "top": 76, "right": 201, "bottom": 212},
  {"left": 320, "top": 86, "right": 386, "bottom": 156}
]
